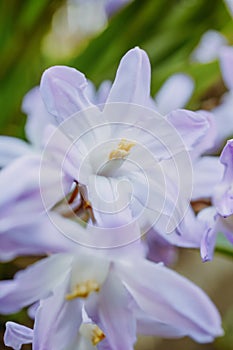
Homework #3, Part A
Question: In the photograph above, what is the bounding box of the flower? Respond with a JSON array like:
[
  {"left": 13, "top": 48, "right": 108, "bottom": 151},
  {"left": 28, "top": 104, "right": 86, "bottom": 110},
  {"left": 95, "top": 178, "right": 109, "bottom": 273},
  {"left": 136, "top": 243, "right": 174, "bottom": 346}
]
[{"left": 0, "top": 252, "right": 223, "bottom": 349}]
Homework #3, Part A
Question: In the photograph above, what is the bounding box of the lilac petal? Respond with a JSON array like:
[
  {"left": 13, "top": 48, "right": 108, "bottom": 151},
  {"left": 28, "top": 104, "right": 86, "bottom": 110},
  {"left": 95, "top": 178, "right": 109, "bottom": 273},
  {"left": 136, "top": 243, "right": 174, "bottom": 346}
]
[
  {"left": 0, "top": 136, "right": 32, "bottom": 167},
  {"left": 219, "top": 46, "right": 233, "bottom": 90},
  {"left": 4, "top": 322, "right": 33, "bottom": 350},
  {"left": 224, "top": 0, "right": 233, "bottom": 16},
  {"left": 106, "top": 47, "right": 151, "bottom": 105},
  {"left": 135, "top": 309, "right": 186, "bottom": 338},
  {"left": 0, "top": 215, "right": 76, "bottom": 262},
  {"left": 146, "top": 229, "right": 178, "bottom": 266},
  {"left": 96, "top": 80, "right": 112, "bottom": 104},
  {"left": 86, "top": 272, "right": 136, "bottom": 350},
  {"left": 155, "top": 74, "right": 194, "bottom": 115},
  {"left": 88, "top": 174, "right": 133, "bottom": 228},
  {"left": 115, "top": 259, "right": 223, "bottom": 343},
  {"left": 34, "top": 274, "right": 82, "bottom": 350},
  {"left": 0, "top": 155, "right": 44, "bottom": 230},
  {"left": 214, "top": 140, "right": 233, "bottom": 216},
  {"left": 155, "top": 205, "right": 205, "bottom": 248},
  {"left": 191, "top": 111, "right": 217, "bottom": 157},
  {"left": 0, "top": 254, "right": 73, "bottom": 314},
  {"left": 86, "top": 80, "right": 111, "bottom": 106},
  {"left": 166, "top": 109, "right": 216, "bottom": 156},
  {"left": 0, "top": 154, "right": 68, "bottom": 230},
  {"left": 191, "top": 30, "right": 227, "bottom": 63},
  {"left": 40, "top": 66, "right": 93, "bottom": 123},
  {"left": 199, "top": 207, "right": 218, "bottom": 262},
  {"left": 22, "top": 86, "right": 55, "bottom": 147},
  {"left": 211, "top": 91, "right": 233, "bottom": 152},
  {"left": 192, "top": 156, "right": 224, "bottom": 200}
]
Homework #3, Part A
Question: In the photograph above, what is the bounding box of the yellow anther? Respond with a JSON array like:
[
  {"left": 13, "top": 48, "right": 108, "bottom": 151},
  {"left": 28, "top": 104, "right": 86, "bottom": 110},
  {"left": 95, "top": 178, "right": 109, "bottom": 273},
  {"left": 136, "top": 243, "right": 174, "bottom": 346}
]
[
  {"left": 109, "top": 138, "right": 136, "bottom": 160},
  {"left": 65, "top": 280, "right": 100, "bottom": 300},
  {"left": 92, "top": 325, "right": 106, "bottom": 345}
]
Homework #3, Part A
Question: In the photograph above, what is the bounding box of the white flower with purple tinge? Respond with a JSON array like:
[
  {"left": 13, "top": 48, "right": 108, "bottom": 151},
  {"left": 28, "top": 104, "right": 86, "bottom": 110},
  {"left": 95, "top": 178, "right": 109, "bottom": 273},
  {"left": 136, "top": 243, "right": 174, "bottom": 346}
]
[{"left": 0, "top": 251, "right": 223, "bottom": 349}]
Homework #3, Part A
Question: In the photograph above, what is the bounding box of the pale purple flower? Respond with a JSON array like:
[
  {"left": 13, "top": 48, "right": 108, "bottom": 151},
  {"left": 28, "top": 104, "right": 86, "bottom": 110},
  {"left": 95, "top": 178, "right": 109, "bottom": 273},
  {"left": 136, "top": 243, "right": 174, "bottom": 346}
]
[
  {"left": 0, "top": 252, "right": 223, "bottom": 349},
  {"left": 0, "top": 78, "right": 110, "bottom": 168},
  {"left": 191, "top": 36, "right": 233, "bottom": 153},
  {"left": 191, "top": 30, "right": 228, "bottom": 63},
  {"left": 154, "top": 73, "right": 194, "bottom": 115},
  {"left": 224, "top": 0, "right": 233, "bottom": 17},
  {"left": 190, "top": 144, "right": 233, "bottom": 261},
  {"left": 0, "top": 48, "right": 216, "bottom": 252},
  {"left": 209, "top": 46, "right": 233, "bottom": 152}
]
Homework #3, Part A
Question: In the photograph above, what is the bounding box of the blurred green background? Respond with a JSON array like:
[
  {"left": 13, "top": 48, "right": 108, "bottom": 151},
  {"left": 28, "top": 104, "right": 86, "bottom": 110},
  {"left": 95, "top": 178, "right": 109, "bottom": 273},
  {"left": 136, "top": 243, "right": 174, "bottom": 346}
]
[{"left": 0, "top": 0, "right": 233, "bottom": 349}]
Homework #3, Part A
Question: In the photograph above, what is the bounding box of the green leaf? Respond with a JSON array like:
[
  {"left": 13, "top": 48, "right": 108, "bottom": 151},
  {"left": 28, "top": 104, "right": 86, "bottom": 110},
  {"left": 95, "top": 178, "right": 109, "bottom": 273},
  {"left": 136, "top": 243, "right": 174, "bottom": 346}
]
[{"left": 215, "top": 233, "right": 233, "bottom": 258}]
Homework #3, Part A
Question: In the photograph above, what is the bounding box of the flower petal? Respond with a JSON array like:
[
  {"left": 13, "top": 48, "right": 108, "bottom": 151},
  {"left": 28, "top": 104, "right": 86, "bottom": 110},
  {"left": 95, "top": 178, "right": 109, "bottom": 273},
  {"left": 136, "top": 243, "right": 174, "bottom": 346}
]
[
  {"left": 214, "top": 139, "right": 233, "bottom": 216},
  {"left": 0, "top": 215, "right": 76, "bottom": 262},
  {"left": 219, "top": 46, "right": 233, "bottom": 90},
  {"left": 86, "top": 272, "right": 136, "bottom": 350},
  {"left": 34, "top": 274, "right": 82, "bottom": 350},
  {"left": 115, "top": 259, "right": 223, "bottom": 343},
  {"left": 40, "top": 66, "right": 94, "bottom": 123},
  {"left": 0, "top": 136, "right": 32, "bottom": 167},
  {"left": 106, "top": 47, "right": 151, "bottom": 105},
  {"left": 191, "top": 30, "right": 227, "bottom": 63},
  {"left": 0, "top": 154, "right": 69, "bottom": 231},
  {"left": 166, "top": 109, "right": 216, "bottom": 156},
  {"left": 22, "top": 86, "right": 55, "bottom": 147},
  {"left": 155, "top": 74, "right": 194, "bottom": 115},
  {"left": 192, "top": 156, "right": 224, "bottom": 200},
  {"left": 0, "top": 254, "right": 73, "bottom": 314},
  {"left": 4, "top": 322, "right": 33, "bottom": 350}
]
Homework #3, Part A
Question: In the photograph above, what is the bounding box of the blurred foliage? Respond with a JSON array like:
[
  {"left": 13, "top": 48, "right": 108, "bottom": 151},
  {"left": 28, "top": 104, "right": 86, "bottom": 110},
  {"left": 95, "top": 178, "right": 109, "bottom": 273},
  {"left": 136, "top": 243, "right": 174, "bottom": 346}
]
[{"left": 216, "top": 233, "right": 233, "bottom": 258}]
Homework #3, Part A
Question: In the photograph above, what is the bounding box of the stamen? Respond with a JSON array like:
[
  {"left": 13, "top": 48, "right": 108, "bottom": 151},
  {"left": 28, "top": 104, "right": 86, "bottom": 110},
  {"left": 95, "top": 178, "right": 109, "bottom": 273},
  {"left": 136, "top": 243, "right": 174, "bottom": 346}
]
[
  {"left": 92, "top": 325, "right": 106, "bottom": 345},
  {"left": 68, "top": 184, "right": 79, "bottom": 204},
  {"left": 109, "top": 138, "right": 136, "bottom": 160},
  {"left": 66, "top": 280, "right": 100, "bottom": 300}
]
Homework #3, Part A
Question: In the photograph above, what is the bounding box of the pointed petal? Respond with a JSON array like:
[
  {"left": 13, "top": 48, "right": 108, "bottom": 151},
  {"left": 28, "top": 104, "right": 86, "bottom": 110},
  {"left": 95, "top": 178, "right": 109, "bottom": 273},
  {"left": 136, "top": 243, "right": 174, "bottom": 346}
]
[
  {"left": 106, "top": 47, "right": 151, "bottom": 105},
  {"left": 115, "top": 259, "right": 223, "bottom": 343},
  {"left": 22, "top": 86, "right": 55, "bottom": 147},
  {"left": 136, "top": 309, "right": 186, "bottom": 338},
  {"left": 40, "top": 66, "right": 93, "bottom": 123},
  {"left": 0, "top": 254, "right": 73, "bottom": 314},
  {"left": 166, "top": 109, "right": 216, "bottom": 156},
  {"left": 192, "top": 156, "right": 224, "bottom": 200},
  {"left": 214, "top": 139, "right": 233, "bottom": 216},
  {"left": 0, "top": 136, "right": 32, "bottom": 167},
  {"left": 155, "top": 74, "right": 194, "bottom": 115},
  {"left": 0, "top": 215, "right": 76, "bottom": 262},
  {"left": 86, "top": 272, "right": 136, "bottom": 350},
  {"left": 4, "top": 322, "right": 33, "bottom": 350},
  {"left": 199, "top": 207, "right": 218, "bottom": 262},
  {"left": 34, "top": 274, "right": 82, "bottom": 350},
  {"left": 0, "top": 154, "right": 69, "bottom": 230}
]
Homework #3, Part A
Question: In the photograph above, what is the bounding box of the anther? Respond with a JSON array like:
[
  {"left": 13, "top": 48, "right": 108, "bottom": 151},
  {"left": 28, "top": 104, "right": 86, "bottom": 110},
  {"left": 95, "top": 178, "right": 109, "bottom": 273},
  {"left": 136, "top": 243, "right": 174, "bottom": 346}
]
[
  {"left": 92, "top": 325, "right": 106, "bottom": 345},
  {"left": 66, "top": 280, "right": 100, "bottom": 300}
]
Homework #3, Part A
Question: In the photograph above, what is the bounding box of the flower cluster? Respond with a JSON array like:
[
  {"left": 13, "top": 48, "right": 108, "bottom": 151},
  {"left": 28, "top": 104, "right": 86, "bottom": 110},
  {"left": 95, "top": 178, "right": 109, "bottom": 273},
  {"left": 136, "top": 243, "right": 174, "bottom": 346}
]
[{"left": 1, "top": 46, "right": 233, "bottom": 349}]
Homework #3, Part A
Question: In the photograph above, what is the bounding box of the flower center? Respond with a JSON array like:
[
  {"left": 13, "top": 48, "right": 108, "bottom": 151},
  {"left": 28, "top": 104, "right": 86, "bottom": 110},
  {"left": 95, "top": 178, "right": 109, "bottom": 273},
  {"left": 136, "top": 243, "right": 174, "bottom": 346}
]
[
  {"left": 108, "top": 138, "right": 136, "bottom": 160},
  {"left": 59, "top": 182, "right": 95, "bottom": 223},
  {"left": 65, "top": 279, "right": 100, "bottom": 300}
]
